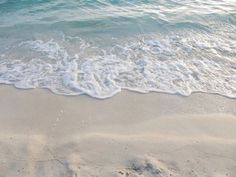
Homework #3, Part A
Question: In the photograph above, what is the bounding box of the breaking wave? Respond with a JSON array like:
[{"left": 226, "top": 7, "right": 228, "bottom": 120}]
[{"left": 0, "top": 32, "right": 236, "bottom": 99}]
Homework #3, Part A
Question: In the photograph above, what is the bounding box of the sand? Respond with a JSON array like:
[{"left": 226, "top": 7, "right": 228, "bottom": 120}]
[{"left": 0, "top": 85, "right": 236, "bottom": 177}]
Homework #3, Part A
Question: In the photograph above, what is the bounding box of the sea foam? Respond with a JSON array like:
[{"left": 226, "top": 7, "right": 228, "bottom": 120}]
[
  {"left": 0, "top": 0, "right": 235, "bottom": 98},
  {"left": 0, "top": 32, "right": 235, "bottom": 99}
]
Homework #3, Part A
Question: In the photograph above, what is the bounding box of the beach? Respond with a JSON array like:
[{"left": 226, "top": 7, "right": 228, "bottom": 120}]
[
  {"left": 0, "top": 0, "right": 236, "bottom": 176},
  {"left": 0, "top": 85, "right": 236, "bottom": 177}
]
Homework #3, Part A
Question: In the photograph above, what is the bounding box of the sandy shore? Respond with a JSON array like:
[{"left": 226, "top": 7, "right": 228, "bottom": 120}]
[{"left": 0, "top": 85, "right": 236, "bottom": 177}]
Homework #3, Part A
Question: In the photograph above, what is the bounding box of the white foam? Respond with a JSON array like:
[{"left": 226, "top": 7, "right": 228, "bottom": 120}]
[{"left": 0, "top": 33, "right": 236, "bottom": 99}]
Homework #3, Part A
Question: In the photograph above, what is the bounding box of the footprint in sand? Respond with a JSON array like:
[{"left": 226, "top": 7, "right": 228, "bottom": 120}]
[
  {"left": 118, "top": 156, "right": 177, "bottom": 177},
  {"left": 51, "top": 109, "right": 64, "bottom": 131}
]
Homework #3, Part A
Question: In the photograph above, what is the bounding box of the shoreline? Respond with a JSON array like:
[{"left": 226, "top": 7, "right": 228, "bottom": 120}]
[
  {"left": 2, "top": 83, "right": 236, "bottom": 101},
  {"left": 0, "top": 85, "right": 236, "bottom": 177}
]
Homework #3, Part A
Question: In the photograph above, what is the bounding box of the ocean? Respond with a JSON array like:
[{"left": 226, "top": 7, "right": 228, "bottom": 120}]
[{"left": 0, "top": 0, "right": 235, "bottom": 98}]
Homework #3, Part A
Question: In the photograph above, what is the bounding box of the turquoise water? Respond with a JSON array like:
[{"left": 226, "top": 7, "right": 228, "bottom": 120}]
[{"left": 0, "top": 0, "right": 236, "bottom": 98}]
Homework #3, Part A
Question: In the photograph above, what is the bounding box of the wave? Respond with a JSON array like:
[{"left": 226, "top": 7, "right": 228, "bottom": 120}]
[
  {"left": 0, "top": 32, "right": 236, "bottom": 99},
  {"left": 0, "top": 0, "right": 236, "bottom": 99}
]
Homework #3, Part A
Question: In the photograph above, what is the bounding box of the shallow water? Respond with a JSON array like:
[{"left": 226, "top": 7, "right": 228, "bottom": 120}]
[{"left": 0, "top": 0, "right": 236, "bottom": 98}]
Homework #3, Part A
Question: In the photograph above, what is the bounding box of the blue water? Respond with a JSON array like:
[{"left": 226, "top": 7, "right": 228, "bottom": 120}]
[{"left": 0, "top": 0, "right": 236, "bottom": 98}]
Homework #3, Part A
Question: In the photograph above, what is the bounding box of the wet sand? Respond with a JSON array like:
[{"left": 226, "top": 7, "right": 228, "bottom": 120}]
[{"left": 0, "top": 85, "right": 236, "bottom": 177}]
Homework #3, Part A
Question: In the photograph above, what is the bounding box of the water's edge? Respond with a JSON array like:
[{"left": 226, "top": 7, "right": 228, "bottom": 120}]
[{"left": 0, "top": 0, "right": 235, "bottom": 99}]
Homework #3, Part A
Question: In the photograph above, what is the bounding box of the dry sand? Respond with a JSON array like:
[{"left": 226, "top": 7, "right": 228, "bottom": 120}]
[{"left": 0, "top": 85, "right": 236, "bottom": 177}]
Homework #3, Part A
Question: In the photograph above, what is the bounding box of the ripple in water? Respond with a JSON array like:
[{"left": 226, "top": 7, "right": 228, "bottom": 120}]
[{"left": 0, "top": 0, "right": 235, "bottom": 98}]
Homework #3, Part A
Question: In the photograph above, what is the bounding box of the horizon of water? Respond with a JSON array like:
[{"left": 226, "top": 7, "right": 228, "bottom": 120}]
[{"left": 0, "top": 0, "right": 236, "bottom": 99}]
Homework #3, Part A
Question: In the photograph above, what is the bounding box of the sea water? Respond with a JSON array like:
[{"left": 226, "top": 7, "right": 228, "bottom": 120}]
[{"left": 0, "top": 0, "right": 235, "bottom": 98}]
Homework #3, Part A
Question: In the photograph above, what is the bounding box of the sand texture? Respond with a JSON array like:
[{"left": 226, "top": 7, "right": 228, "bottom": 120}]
[{"left": 0, "top": 86, "right": 236, "bottom": 177}]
